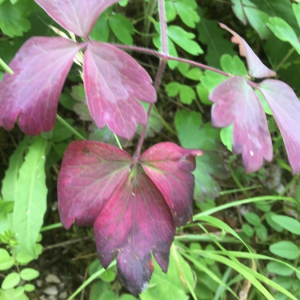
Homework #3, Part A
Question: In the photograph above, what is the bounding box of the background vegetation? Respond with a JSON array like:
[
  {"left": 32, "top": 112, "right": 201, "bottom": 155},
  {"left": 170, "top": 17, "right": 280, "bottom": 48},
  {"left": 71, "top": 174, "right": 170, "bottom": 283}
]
[{"left": 1, "top": 0, "right": 300, "bottom": 299}]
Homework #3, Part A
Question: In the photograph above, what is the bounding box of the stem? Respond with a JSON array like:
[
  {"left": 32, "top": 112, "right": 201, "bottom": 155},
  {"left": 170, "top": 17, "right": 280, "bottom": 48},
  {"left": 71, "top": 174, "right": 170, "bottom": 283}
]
[
  {"left": 113, "top": 44, "right": 230, "bottom": 77},
  {"left": 114, "top": 134, "right": 123, "bottom": 150},
  {"left": 40, "top": 222, "right": 63, "bottom": 232},
  {"left": 134, "top": 60, "right": 167, "bottom": 159},
  {"left": 274, "top": 47, "right": 295, "bottom": 72},
  {"left": 56, "top": 114, "right": 86, "bottom": 140},
  {"left": 0, "top": 58, "right": 13, "bottom": 74},
  {"left": 133, "top": 0, "right": 168, "bottom": 159},
  {"left": 153, "top": 105, "right": 176, "bottom": 135}
]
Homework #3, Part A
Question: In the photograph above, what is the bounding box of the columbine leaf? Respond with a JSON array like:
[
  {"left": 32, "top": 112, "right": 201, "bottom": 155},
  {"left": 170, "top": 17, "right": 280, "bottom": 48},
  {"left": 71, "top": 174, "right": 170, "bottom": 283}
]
[
  {"left": 58, "top": 141, "right": 199, "bottom": 295},
  {"left": 58, "top": 141, "right": 132, "bottom": 228},
  {"left": 259, "top": 79, "right": 300, "bottom": 174},
  {"left": 210, "top": 76, "right": 273, "bottom": 173},
  {"left": 94, "top": 170, "right": 175, "bottom": 296},
  {"left": 141, "top": 142, "right": 202, "bottom": 226},
  {"left": 83, "top": 42, "right": 156, "bottom": 139},
  {"left": 219, "top": 23, "right": 276, "bottom": 78},
  {"left": 34, "top": 0, "right": 120, "bottom": 38},
  {"left": 0, "top": 37, "right": 83, "bottom": 135}
]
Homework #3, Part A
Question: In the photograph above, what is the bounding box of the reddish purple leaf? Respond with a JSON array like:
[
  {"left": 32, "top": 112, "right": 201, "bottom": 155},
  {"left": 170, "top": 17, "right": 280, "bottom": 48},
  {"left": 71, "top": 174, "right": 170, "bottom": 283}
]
[
  {"left": 58, "top": 141, "right": 198, "bottom": 295},
  {"left": 58, "top": 141, "right": 132, "bottom": 228},
  {"left": 0, "top": 37, "right": 83, "bottom": 135},
  {"left": 140, "top": 142, "right": 202, "bottom": 227},
  {"left": 94, "top": 171, "right": 174, "bottom": 296},
  {"left": 83, "top": 42, "right": 157, "bottom": 139},
  {"left": 210, "top": 76, "right": 273, "bottom": 173},
  {"left": 219, "top": 23, "right": 276, "bottom": 78},
  {"left": 34, "top": 0, "right": 119, "bottom": 38},
  {"left": 259, "top": 80, "right": 300, "bottom": 174}
]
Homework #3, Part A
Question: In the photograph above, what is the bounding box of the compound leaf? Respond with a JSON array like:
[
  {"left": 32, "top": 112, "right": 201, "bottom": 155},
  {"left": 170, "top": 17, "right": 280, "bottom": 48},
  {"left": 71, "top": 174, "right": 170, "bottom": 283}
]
[
  {"left": 58, "top": 141, "right": 199, "bottom": 295},
  {"left": 83, "top": 42, "right": 156, "bottom": 139},
  {"left": 259, "top": 79, "right": 300, "bottom": 174},
  {"left": 0, "top": 37, "right": 82, "bottom": 135},
  {"left": 34, "top": 0, "right": 119, "bottom": 38},
  {"left": 210, "top": 76, "right": 273, "bottom": 173}
]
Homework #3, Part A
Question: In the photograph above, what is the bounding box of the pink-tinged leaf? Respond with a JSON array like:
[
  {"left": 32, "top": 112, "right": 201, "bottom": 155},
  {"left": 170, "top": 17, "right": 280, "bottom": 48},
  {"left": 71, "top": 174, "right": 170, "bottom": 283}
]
[
  {"left": 140, "top": 142, "right": 202, "bottom": 227},
  {"left": 94, "top": 171, "right": 174, "bottom": 296},
  {"left": 34, "top": 0, "right": 119, "bottom": 38},
  {"left": 210, "top": 76, "right": 273, "bottom": 173},
  {"left": 0, "top": 37, "right": 83, "bottom": 135},
  {"left": 259, "top": 80, "right": 300, "bottom": 174},
  {"left": 58, "top": 141, "right": 132, "bottom": 228},
  {"left": 219, "top": 23, "right": 276, "bottom": 78},
  {"left": 58, "top": 141, "right": 198, "bottom": 295},
  {"left": 83, "top": 42, "right": 157, "bottom": 139}
]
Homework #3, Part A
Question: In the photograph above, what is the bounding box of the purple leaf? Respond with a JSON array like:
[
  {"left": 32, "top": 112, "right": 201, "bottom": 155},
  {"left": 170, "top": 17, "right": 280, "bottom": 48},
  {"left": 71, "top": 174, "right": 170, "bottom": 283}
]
[
  {"left": 94, "top": 171, "right": 174, "bottom": 296},
  {"left": 259, "top": 80, "right": 300, "bottom": 174},
  {"left": 34, "top": 0, "right": 119, "bottom": 38},
  {"left": 58, "top": 141, "right": 132, "bottom": 228},
  {"left": 0, "top": 37, "right": 83, "bottom": 135},
  {"left": 210, "top": 76, "right": 273, "bottom": 173},
  {"left": 140, "top": 142, "right": 202, "bottom": 226},
  {"left": 58, "top": 141, "right": 198, "bottom": 295},
  {"left": 219, "top": 23, "right": 276, "bottom": 78},
  {"left": 83, "top": 42, "right": 157, "bottom": 139}
]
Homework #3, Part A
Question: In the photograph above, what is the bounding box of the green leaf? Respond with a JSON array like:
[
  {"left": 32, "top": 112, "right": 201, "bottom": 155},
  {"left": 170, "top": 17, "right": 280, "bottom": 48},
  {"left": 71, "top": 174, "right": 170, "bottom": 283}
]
[
  {"left": 20, "top": 268, "right": 39, "bottom": 281},
  {"left": 119, "top": 295, "right": 136, "bottom": 300},
  {"left": 2, "top": 137, "right": 29, "bottom": 201},
  {"left": 89, "top": 13, "right": 110, "bottom": 42},
  {"left": 13, "top": 286, "right": 24, "bottom": 298},
  {"left": 168, "top": 25, "right": 203, "bottom": 55},
  {"left": 244, "top": 212, "right": 261, "bottom": 226},
  {"left": 136, "top": 103, "right": 163, "bottom": 138},
  {"left": 0, "top": 249, "right": 14, "bottom": 270},
  {"left": 196, "top": 84, "right": 210, "bottom": 105},
  {"left": 16, "top": 250, "right": 35, "bottom": 265},
  {"left": 220, "top": 124, "right": 233, "bottom": 152},
  {"left": 220, "top": 55, "right": 248, "bottom": 76},
  {"left": 109, "top": 14, "right": 134, "bottom": 45},
  {"left": 265, "top": 212, "right": 283, "bottom": 232},
  {"left": 1, "top": 272, "right": 20, "bottom": 289},
  {"left": 165, "top": 82, "right": 181, "bottom": 97},
  {"left": 197, "top": 7, "right": 235, "bottom": 68},
  {"left": 0, "top": 288, "right": 29, "bottom": 300},
  {"left": 267, "top": 261, "right": 294, "bottom": 276},
  {"left": 166, "top": 0, "right": 200, "bottom": 28},
  {"left": 255, "top": 224, "right": 268, "bottom": 241},
  {"left": 267, "top": 17, "right": 300, "bottom": 54},
  {"left": 175, "top": 110, "right": 227, "bottom": 201},
  {"left": 274, "top": 276, "right": 293, "bottom": 290},
  {"left": 179, "top": 85, "right": 196, "bottom": 104},
  {"left": 13, "top": 136, "right": 48, "bottom": 257},
  {"left": 270, "top": 241, "right": 300, "bottom": 260},
  {"left": 0, "top": 0, "right": 31, "bottom": 37},
  {"left": 200, "top": 70, "right": 227, "bottom": 92},
  {"left": 24, "top": 284, "right": 35, "bottom": 292},
  {"left": 293, "top": 3, "right": 300, "bottom": 29},
  {"left": 99, "top": 268, "right": 116, "bottom": 283},
  {"left": 271, "top": 215, "right": 300, "bottom": 235},
  {"left": 242, "top": 224, "right": 254, "bottom": 237}
]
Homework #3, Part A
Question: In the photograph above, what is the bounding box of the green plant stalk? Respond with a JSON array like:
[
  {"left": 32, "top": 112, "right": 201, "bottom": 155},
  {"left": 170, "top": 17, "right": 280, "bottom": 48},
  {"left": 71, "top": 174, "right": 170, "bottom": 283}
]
[
  {"left": 193, "top": 196, "right": 296, "bottom": 220},
  {"left": 0, "top": 58, "right": 13, "bottom": 74},
  {"left": 40, "top": 223, "right": 63, "bottom": 232},
  {"left": 153, "top": 105, "right": 176, "bottom": 135},
  {"left": 228, "top": 155, "right": 250, "bottom": 197},
  {"left": 56, "top": 114, "right": 86, "bottom": 140},
  {"left": 67, "top": 260, "right": 116, "bottom": 300},
  {"left": 219, "top": 185, "right": 262, "bottom": 195}
]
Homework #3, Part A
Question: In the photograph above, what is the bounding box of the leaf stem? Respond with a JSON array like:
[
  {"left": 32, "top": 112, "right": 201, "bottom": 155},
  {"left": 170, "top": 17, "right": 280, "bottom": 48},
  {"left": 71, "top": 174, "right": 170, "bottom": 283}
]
[
  {"left": 153, "top": 105, "right": 176, "bottom": 135},
  {"left": 67, "top": 260, "right": 116, "bottom": 300},
  {"left": 133, "top": 0, "right": 168, "bottom": 159},
  {"left": 274, "top": 47, "right": 295, "bottom": 72},
  {"left": 40, "top": 222, "right": 63, "bottom": 232},
  {"left": 114, "top": 134, "right": 123, "bottom": 150},
  {"left": 56, "top": 114, "right": 86, "bottom": 140},
  {"left": 113, "top": 44, "right": 230, "bottom": 77},
  {"left": 0, "top": 58, "right": 13, "bottom": 74}
]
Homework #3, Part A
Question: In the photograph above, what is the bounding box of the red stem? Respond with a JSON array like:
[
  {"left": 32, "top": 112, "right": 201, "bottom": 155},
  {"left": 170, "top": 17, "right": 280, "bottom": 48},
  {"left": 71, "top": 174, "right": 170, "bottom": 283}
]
[
  {"left": 133, "top": 0, "right": 169, "bottom": 159},
  {"left": 113, "top": 44, "right": 230, "bottom": 77}
]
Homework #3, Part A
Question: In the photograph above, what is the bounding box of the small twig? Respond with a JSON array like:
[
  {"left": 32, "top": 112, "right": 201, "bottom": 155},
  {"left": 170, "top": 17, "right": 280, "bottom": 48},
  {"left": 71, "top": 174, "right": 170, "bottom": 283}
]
[
  {"left": 239, "top": 259, "right": 257, "bottom": 299},
  {"left": 80, "top": 267, "right": 89, "bottom": 300},
  {"left": 43, "top": 236, "right": 92, "bottom": 251}
]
